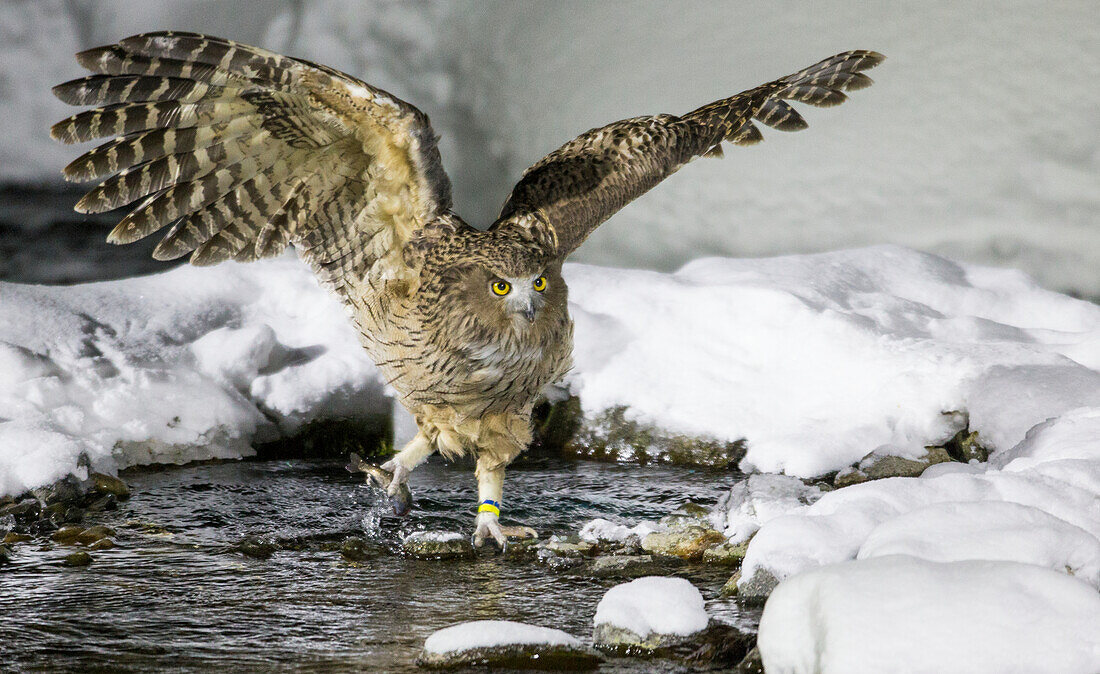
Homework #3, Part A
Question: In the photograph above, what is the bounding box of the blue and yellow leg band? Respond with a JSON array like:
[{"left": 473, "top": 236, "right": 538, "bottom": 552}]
[{"left": 478, "top": 499, "right": 500, "bottom": 517}]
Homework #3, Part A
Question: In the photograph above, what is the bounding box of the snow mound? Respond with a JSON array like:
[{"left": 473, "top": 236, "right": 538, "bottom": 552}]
[
  {"left": 593, "top": 576, "right": 708, "bottom": 639},
  {"left": 578, "top": 518, "right": 662, "bottom": 544},
  {"left": 857, "top": 501, "right": 1100, "bottom": 587},
  {"left": 709, "top": 474, "right": 824, "bottom": 543},
  {"left": 566, "top": 246, "right": 1100, "bottom": 476},
  {"left": 740, "top": 405, "right": 1100, "bottom": 592},
  {"left": 0, "top": 255, "right": 387, "bottom": 496},
  {"left": 423, "top": 620, "right": 581, "bottom": 654},
  {"left": 757, "top": 556, "right": 1100, "bottom": 674}
]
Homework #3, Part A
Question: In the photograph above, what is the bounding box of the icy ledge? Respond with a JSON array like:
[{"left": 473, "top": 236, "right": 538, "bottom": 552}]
[{"left": 3, "top": 245, "right": 1100, "bottom": 496}]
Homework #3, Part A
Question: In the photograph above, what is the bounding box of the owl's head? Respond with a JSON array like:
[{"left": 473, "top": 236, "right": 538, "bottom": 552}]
[{"left": 445, "top": 257, "right": 564, "bottom": 332}]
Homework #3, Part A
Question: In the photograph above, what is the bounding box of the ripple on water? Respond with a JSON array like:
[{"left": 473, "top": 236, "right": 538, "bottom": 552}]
[{"left": 0, "top": 457, "right": 757, "bottom": 672}]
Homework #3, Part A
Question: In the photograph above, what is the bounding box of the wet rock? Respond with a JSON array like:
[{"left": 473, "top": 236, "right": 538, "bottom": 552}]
[
  {"left": 76, "top": 526, "right": 115, "bottom": 545},
  {"left": 419, "top": 620, "right": 601, "bottom": 670},
  {"left": 702, "top": 540, "right": 749, "bottom": 566},
  {"left": 0, "top": 499, "right": 41, "bottom": 529},
  {"left": 735, "top": 645, "right": 764, "bottom": 673},
  {"left": 641, "top": 527, "right": 725, "bottom": 561},
  {"left": 587, "top": 555, "right": 660, "bottom": 579},
  {"left": 538, "top": 535, "right": 598, "bottom": 560},
  {"left": 502, "top": 537, "right": 540, "bottom": 561},
  {"left": 85, "top": 494, "right": 118, "bottom": 512},
  {"left": 723, "top": 569, "right": 779, "bottom": 603},
  {"left": 339, "top": 537, "right": 381, "bottom": 562},
  {"left": 35, "top": 475, "right": 85, "bottom": 506},
  {"left": 0, "top": 544, "right": 12, "bottom": 565},
  {"left": 90, "top": 473, "right": 130, "bottom": 500},
  {"left": 45, "top": 502, "right": 84, "bottom": 525},
  {"left": 124, "top": 520, "right": 172, "bottom": 536},
  {"left": 682, "top": 623, "right": 755, "bottom": 668},
  {"left": 593, "top": 577, "right": 709, "bottom": 651},
  {"left": 236, "top": 535, "right": 278, "bottom": 560},
  {"left": 944, "top": 429, "right": 989, "bottom": 463},
  {"left": 835, "top": 447, "right": 952, "bottom": 487},
  {"left": 4, "top": 532, "right": 31, "bottom": 545},
  {"left": 544, "top": 555, "right": 585, "bottom": 572},
  {"left": 51, "top": 526, "right": 85, "bottom": 544},
  {"left": 87, "top": 538, "right": 116, "bottom": 551},
  {"left": 402, "top": 531, "right": 475, "bottom": 561},
  {"left": 62, "top": 551, "right": 93, "bottom": 567}
]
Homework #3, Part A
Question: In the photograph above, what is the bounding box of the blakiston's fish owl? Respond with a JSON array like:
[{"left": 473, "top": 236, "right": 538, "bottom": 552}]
[{"left": 52, "top": 33, "right": 883, "bottom": 546}]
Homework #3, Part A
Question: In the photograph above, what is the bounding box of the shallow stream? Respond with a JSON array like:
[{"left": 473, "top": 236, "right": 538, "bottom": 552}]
[{"left": 0, "top": 456, "right": 758, "bottom": 672}]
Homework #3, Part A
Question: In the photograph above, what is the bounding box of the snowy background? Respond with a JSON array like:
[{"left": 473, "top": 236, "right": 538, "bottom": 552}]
[{"left": 1, "top": 0, "right": 1097, "bottom": 295}]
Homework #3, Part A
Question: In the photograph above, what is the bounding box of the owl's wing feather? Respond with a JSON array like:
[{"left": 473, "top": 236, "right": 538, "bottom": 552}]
[
  {"left": 494, "top": 50, "right": 884, "bottom": 258},
  {"left": 53, "top": 31, "right": 453, "bottom": 299}
]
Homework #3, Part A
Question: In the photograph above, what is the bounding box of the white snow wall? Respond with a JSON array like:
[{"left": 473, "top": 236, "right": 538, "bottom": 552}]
[{"left": 2, "top": 0, "right": 1098, "bottom": 294}]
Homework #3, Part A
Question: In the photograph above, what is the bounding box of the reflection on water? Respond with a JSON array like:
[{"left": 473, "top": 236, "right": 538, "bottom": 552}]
[{"left": 0, "top": 456, "right": 757, "bottom": 672}]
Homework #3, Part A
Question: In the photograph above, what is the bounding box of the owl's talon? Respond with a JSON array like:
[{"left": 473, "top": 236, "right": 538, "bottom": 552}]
[
  {"left": 472, "top": 512, "right": 508, "bottom": 550},
  {"left": 379, "top": 459, "right": 410, "bottom": 497}
]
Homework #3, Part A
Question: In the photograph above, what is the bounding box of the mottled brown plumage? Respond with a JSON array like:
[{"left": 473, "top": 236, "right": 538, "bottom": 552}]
[{"left": 53, "top": 32, "right": 883, "bottom": 546}]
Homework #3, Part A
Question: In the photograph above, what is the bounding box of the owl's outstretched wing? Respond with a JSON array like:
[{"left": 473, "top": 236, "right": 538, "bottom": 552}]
[
  {"left": 52, "top": 31, "right": 452, "bottom": 299},
  {"left": 493, "top": 50, "right": 884, "bottom": 258}
]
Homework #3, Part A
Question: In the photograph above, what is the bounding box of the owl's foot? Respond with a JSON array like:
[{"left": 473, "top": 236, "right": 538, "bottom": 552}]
[
  {"left": 472, "top": 514, "right": 538, "bottom": 550},
  {"left": 472, "top": 511, "right": 507, "bottom": 549},
  {"left": 379, "top": 458, "right": 410, "bottom": 495}
]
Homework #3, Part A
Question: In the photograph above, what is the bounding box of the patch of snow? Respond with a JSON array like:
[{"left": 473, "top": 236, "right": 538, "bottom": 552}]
[
  {"left": 423, "top": 620, "right": 581, "bottom": 654},
  {"left": 593, "top": 577, "right": 708, "bottom": 639},
  {"left": 739, "top": 405, "right": 1100, "bottom": 592},
  {"left": 566, "top": 246, "right": 1100, "bottom": 476},
  {"left": 757, "top": 556, "right": 1100, "bottom": 674},
  {"left": 857, "top": 501, "right": 1100, "bottom": 588},
  {"left": 403, "top": 530, "right": 465, "bottom": 544},
  {"left": 578, "top": 518, "right": 661, "bottom": 544},
  {"left": 709, "top": 474, "right": 824, "bottom": 543},
  {"left": 0, "top": 254, "right": 388, "bottom": 497}
]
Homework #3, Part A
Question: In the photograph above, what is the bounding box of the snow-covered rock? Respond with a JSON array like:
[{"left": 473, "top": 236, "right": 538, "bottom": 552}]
[
  {"left": 757, "top": 557, "right": 1100, "bottom": 674},
  {"left": 593, "top": 576, "right": 708, "bottom": 649},
  {"left": 567, "top": 246, "right": 1100, "bottom": 476},
  {"left": 0, "top": 256, "right": 387, "bottom": 497},
  {"left": 419, "top": 620, "right": 600, "bottom": 669},
  {"left": 857, "top": 501, "right": 1100, "bottom": 587},
  {"left": 709, "top": 474, "right": 825, "bottom": 543},
  {"left": 738, "top": 405, "right": 1100, "bottom": 593}
]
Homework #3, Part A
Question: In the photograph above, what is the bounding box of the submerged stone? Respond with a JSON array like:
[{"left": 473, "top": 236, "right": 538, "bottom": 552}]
[
  {"left": 402, "top": 531, "right": 475, "bottom": 560},
  {"left": 87, "top": 538, "right": 115, "bottom": 551},
  {"left": 419, "top": 620, "right": 600, "bottom": 670},
  {"left": 62, "top": 551, "right": 92, "bottom": 567},
  {"left": 587, "top": 554, "right": 662, "bottom": 579},
  {"left": 51, "top": 525, "right": 85, "bottom": 544},
  {"left": 340, "top": 537, "right": 381, "bottom": 562},
  {"left": 90, "top": 473, "right": 131, "bottom": 499},
  {"left": 727, "top": 568, "right": 779, "bottom": 603},
  {"left": 236, "top": 535, "right": 278, "bottom": 560},
  {"left": 76, "top": 525, "right": 115, "bottom": 545},
  {"left": 0, "top": 544, "right": 12, "bottom": 565}
]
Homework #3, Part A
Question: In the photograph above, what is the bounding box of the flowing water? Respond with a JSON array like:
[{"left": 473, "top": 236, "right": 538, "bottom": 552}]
[{"left": 0, "top": 456, "right": 759, "bottom": 672}]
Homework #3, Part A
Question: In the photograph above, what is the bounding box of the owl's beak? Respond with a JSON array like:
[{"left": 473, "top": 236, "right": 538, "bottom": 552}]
[{"left": 520, "top": 301, "right": 537, "bottom": 323}]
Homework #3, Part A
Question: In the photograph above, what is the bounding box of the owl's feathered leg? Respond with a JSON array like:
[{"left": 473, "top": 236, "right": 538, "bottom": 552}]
[
  {"left": 380, "top": 431, "right": 434, "bottom": 500},
  {"left": 470, "top": 420, "right": 538, "bottom": 548}
]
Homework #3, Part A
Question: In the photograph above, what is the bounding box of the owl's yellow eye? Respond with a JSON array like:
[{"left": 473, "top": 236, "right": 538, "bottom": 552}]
[
  {"left": 491, "top": 280, "right": 511, "bottom": 296},
  {"left": 532, "top": 276, "right": 547, "bottom": 292}
]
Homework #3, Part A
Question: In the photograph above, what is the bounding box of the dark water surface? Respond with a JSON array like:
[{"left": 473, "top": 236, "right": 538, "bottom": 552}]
[{"left": 0, "top": 457, "right": 757, "bottom": 672}]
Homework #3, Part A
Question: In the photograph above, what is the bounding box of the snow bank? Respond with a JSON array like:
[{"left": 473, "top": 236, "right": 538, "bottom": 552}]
[
  {"left": 566, "top": 246, "right": 1100, "bottom": 476},
  {"left": 0, "top": 255, "right": 387, "bottom": 496},
  {"left": 4, "top": 245, "right": 1099, "bottom": 499},
  {"left": 757, "top": 556, "right": 1100, "bottom": 674},
  {"left": 578, "top": 518, "right": 662, "bottom": 544},
  {"left": 423, "top": 620, "right": 581, "bottom": 654},
  {"left": 739, "top": 405, "right": 1100, "bottom": 592},
  {"left": 593, "top": 577, "right": 708, "bottom": 639}
]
